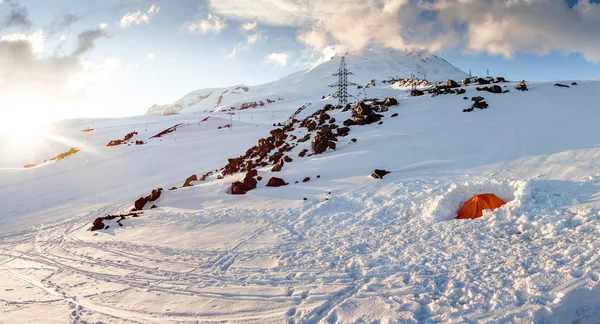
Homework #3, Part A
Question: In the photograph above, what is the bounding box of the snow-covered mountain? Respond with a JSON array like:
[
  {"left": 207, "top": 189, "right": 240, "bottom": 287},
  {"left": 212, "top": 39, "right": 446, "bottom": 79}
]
[
  {"left": 5, "top": 51, "right": 600, "bottom": 323},
  {"left": 145, "top": 50, "right": 467, "bottom": 116}
]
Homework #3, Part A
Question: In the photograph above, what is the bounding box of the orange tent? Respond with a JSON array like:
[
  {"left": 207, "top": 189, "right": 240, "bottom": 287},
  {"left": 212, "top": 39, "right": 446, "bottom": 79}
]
[{"left": 457, "top": 194, "right": 506, "bottom": 219}]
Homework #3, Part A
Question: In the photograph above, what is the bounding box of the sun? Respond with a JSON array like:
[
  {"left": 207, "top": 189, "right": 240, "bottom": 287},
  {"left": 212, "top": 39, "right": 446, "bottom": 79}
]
[{"left": 0, "top": 116, "right": 47, "bottom": 143}]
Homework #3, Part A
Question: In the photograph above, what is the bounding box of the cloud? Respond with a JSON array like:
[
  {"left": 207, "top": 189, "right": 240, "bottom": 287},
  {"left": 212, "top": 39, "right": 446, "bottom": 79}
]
[
  {"left": 239, "top": 21, "right": 257, "bottom": 32},
  {"left": 119, "top": 4, "right": 160, "bottom": 28},
  {"left": 185, "top": 13, "right": 227, "bottom": 35},
  {"left": 227, "top": 21, "right": 265, "bottom": 58},
  {"left": 2, "top": 4, "right": 32, "bottom": 29},
  {"left": 48, "top": 13, "right": 79, "bottom": 34},
  {"left": 147, "top": 53, "right": 155, "bottom": 60},
  {"left": 2, "top": 29, "right": 44, "bottom": 53},
  {"left": 0, "top": 26, "right": 110, "bottom": 105},
  {"left": 263, "top": 52, "right": 291, "bottom": 66},
  {"left": 207, "top": 0, "right": 600, "bottom": 63}
]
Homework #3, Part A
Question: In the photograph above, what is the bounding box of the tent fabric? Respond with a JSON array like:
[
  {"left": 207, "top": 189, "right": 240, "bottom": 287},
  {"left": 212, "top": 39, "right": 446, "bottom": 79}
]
[{"left": 457, "top": 194, "right": 506, "bottom": 219}]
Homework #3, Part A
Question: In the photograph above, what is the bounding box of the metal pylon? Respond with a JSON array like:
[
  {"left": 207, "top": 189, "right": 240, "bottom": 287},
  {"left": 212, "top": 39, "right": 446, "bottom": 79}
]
[{"left": 329, "top": 55, "right": 356, "bottom": 107}]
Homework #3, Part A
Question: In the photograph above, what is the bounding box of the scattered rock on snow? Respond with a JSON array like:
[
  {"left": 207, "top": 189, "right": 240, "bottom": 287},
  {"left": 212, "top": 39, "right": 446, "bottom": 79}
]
[
  {"left": 266, "top": 177, "right": 288, "bottom": 187},
  {"left": 555, "top": 83, "right": 570, "bottom": 88},
  {"left": 371, "top": 169, "right": 391, "bottom": 179},
  {"left": 183, "top": 174, "right": 198, "bottom": 187}
]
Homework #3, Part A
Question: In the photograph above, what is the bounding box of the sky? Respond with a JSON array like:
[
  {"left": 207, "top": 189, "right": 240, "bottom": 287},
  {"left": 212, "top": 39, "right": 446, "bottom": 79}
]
[{"left": 2, "top": 0, "right": 600, "bottom": 131}]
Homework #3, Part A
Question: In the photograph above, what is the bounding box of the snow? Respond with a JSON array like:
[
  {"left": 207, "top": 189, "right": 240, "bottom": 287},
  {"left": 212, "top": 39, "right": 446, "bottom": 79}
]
[{"left": 1, "top": 52, "right": 600, "bottom": 323}]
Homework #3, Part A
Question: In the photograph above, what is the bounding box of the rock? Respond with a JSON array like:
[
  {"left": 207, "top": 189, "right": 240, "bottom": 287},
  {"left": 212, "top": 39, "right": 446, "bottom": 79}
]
[
  {"left": 371, "top": 169, "right": 391, "bottom": 179},
  {"left": 148, "top": 188, "right": 162, "bottom": 202},
  {"left": 383, "top": 97, "right": 399, "bottom": 106},
  {"left": 472, "top": 96, "right": 485, "bottom": 103},
  {"left": 151, "top": 205, "right": 157, "bottom": 209},
  {"left": 303, "top": 177, "right": 310, "bottom": 183},
  {"left": 317, "top": 175, "right": 321, "bottom": 178},
  {"left": 572, "top": 82, "right": 578, "bottom": 86},
  {"left": 447, "top": 79, "right": 459, "bottom": 88},
  {"left": 351, "top": 138, "right": 357, "bottom": 142},
  {"left": 476, "top": 85, "right": 502, "bottom": 94},
  {"left": 343, "top": 119, "right": 357, "bottom": 126},
  {"left": 410, "top": 89, "right": 424, "bottom": 97},
  {"left": 336, "top": 127, "right": 350, "bottom": 137},
  {"left": 364, "top": 114, "right": 383, "bottom": 124},
  {"left": 496, "top": 77, "right": 506, "bottom": 83},
  {"left": 391, "top": 113, "right": 399, "bottom": 118},
  {"left": 462, "top": 77, "right": 471, "bottom": 85},
  {"left": 299, "top": 149, "right": 308, "bottom": 158},
  {"left": 329, "top": 118, "right": 336, "bottom": 124},
  {"left": 183, "top": 174, "right": 198, "bottom": 187},
  {"left": 555, "top": 83, "right": 570, "bottom": 88},
  {"left": 463, "top": 107, "right": 474, "bottom": 113},
  {"left": 473, "top": 101, "right": 489, "bottom": 109},
  {"left": 257, "top": 176, "right": 263, "bottom": 181},
  {"left": 272, "top": 159, "right": 284, "bottom": 172},
  {"left": 477, "top": 78, "right": 491, "bottom": 85},
  {"left": 380, "top": 105, "right": 389, "bottom": 112},
  {"left": 283, "top": 156, "right": 293, "bottom": 163},
  {"left": 517, "top": 81, "right": 528, "bottom": 91},
  {"left": 463, "top": 97, "right": 469, "bottom": 100},
  {"left": 455, "top": 88, "right": 466, "bottom": 95},
  {"left": 303, "top": 198, "right": 307, "bottom": 201},
  {"left": 169, "top": 187, "right": 177, "bottom": 191},
  {"left": 297, "top": 134, "right": 311, "bottom": 143},
  {"left": 354, "top": 101, "right": 373, "bottom": 115},
  {"left": 91, "top": 218, "right": 105, "bottom": 231},
  {"left": 134, "top": 197, "right": 148, "bottom": 211},
  {"left": 266, "top": 177, "right": 287, "bottom": 187}
]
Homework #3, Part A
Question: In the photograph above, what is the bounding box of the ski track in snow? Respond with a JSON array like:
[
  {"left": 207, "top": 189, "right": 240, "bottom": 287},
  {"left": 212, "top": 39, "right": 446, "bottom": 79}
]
[{"left": 3, "top": 176, "right": 600, "bottom": 323}]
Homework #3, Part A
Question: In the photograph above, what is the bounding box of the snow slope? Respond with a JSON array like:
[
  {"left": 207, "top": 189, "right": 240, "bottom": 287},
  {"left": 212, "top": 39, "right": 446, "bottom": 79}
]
[
  {"left": 144, "top": 50, "right": 467, "bottom": 116},
  {"left": 2, "top": 62, "right": 600, "bottom": 323}
]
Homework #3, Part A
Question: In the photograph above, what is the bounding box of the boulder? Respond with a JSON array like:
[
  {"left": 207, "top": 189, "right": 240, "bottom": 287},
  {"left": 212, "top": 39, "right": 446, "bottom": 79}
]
[
  {"left": 391, "top": 113, "right": 399, "bottom": 118},
  {"left": 447, "top": 79, "right": 459, "bottom": 88},
  {"left": 410, "top": 89, "right": 424, "bottom": 97},
  {"left": 354, "top": 101, "right": 373, "bottom": 115},
  {"left": 462, "top": 77, "right": 471, "bottom": 85},
  {"left": 572, "top": 82, "right": 578, "bottom": 86},
  {"left": 148, "top": 188, "right": 162, "bottom": 202},
  {"left": 266, "top": 177, "right": 287, "bottom": 187},
  {"left": 371, "top": 169, "right": 391, "bottom": 179},
  {"left": 343, "top": 119, "right": 357, "bottom": 126},
  {"left": 517, "top": 81, "right": 528, "bottom": 91},
  {"left": 134, "top": 197, "right": 148, "bottom": 211},
  {"left": 298, "top": 149, "right": 308, "bottom": 157},
  {"left": 455, "top": 88, "right": 466, "bottom": 95},
  {"left": 496, "top": 77, "right": 506, "bottom": 83},
  {"left": 473, "top": 101, "right": 489, "bottom": 109},
  {"left": 555, "top": 83, "right": 570, "bottom": 88},
  {"left": 383, "top": 97, "right": 399, "bottom": 106},
  {"left": 477, "top": 78, "right": 491, "bottom": 85},
  {"left": 302, "top": 177, "right": 310, "bottom": 183},
  {"left": 472, "top": 96, "right": 485, "bottom": 103}
]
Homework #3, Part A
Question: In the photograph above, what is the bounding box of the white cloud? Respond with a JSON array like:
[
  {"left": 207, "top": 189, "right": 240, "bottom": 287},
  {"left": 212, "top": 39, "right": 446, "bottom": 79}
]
[
  {"left": 147, "top": 53, "right": 155, "bottom": 60},
  {"left": 2, "top": 29, "right": 45, "bottom": 53},
  {"left": 207, "top": 0, "right": 600, "bottom": 63},
  {"left": 119, "top": 4, "right": 160, "bottom": 28},
  {"left": 99, "top": 23, "right": 108, "bottom": 29},
  {"left": 0, "top": 26, "right": 110, "bottom": 106},
  {"left": 263, "top": 52, "right": 291, "bottom": 66},
  {"left": 239, "top": 21, "right": 257, "bottom": 32},
  {"left": 227, "top": 21, "right": 266, "bottom": 59},
  {"left": 185, "top": 13, "right": 227, "bottom": 35}
]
